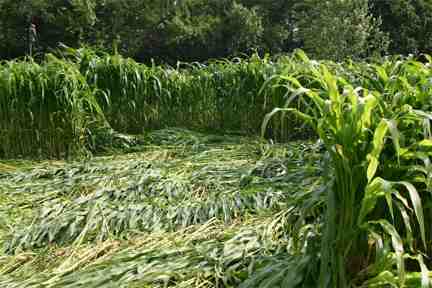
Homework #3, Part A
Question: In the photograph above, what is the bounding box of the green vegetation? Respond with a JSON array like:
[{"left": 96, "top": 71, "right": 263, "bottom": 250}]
[
  {"left": 0, "top": 54, "right": 104, "bottom": 158},
  {"left": 0, "top": 129, "right": 323, "bottom": 287},
  {"left": 2, "top": 0, "right": 432, "bottom": 62},
  {"left": 2, "top": 48, "right": 432, "bottom": 287},
  {"left": 263, "top": 52, "right": 432, "bottom": 286},
  {"left": 1, "top": 48, "right": 313, "bottom": 159},
  {"left": 294, "top": 0, "right": 389, "bottom": 61},
  {"left": 2, "top": 0, "right": 432, "bottom": 286}
]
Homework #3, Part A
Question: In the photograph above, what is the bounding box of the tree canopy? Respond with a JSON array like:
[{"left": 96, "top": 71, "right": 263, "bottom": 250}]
[{"left": 0, "top": 0, "right": 431, "bottom": 62}]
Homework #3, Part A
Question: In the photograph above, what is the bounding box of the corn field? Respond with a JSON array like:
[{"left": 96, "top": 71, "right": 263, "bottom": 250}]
[
  {"left": 1, "top": 49, "right": 432, "bottom": 287},
  {"left": 1, "top": 47, "right": 314, "bottom": 159}
]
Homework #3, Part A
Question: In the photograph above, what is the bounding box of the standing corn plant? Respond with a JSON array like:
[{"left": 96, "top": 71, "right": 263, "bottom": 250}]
[
  {"left": 0, "top": 54, "right": 104, "bottom": 159},
  {"left": 262, "top": 51, "right": 432, "bottom": 287}
]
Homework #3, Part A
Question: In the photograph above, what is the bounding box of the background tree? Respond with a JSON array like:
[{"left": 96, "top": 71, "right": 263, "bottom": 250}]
[
  {"left": 294, "top": 0, "right": 389, "bottom": 61},
  {"left": 2, "top": 0, "right": 432, "bottom": 62},
  {"left": 370, "top": 0, "right": 432, "bottom": 55},
  {"left": 239, "top": 0, "right": 298, "bottom": 54},
  {"left": 0, "top": 0, "right": 97, "bottom": 59}
]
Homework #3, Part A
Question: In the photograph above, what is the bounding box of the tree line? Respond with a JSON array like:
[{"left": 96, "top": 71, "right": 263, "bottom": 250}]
[{"left": 1, "top": 0, "right": 432, "bottom": 62}]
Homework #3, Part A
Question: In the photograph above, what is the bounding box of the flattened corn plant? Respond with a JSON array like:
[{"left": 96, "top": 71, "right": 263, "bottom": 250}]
[
  {"left": 3, "top": 48, "right": 432, "bottom": 287},
  {"left": 0, "top": 130, "right": 324, "bottom": 287}
]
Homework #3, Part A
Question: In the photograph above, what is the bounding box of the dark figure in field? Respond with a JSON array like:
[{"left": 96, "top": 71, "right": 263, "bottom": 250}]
[{"left": 28, "top": 20, "right": 38, "bottom": 56}]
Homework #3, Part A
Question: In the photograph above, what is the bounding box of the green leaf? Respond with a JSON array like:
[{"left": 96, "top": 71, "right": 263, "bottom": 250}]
[
  {"left": 397, "top": 181, "right": 426, "bottom": 249},
  {"left": 417, "top": 254, "right": 431, "bottom": 288},
  {"left": 384, "top": 119, "right": 400, "bottom": 163},
  {"left": 362, "top": 271, "right": 398, "bottom": 288},
  {"left": 358, "top": 178, "right": 389, "bottom": 225},
  {"left": 375, "top": 65, "right": 389, "bottom": 83},
  {"left": 372, "top": 220, "right": 405, "bottom": 286},
  {"left": 261, "top": 108, "right": 314, "bottom": 138},
  {"left": 367, "top": 119, "right": 390, "bottom": 183},
  {"left": 360, "top": 93, "right": 378, "bottom": 128},
  {"left": 418, "top": 139, "right": 432, "bottom": 148},
  {"left": 394, "top": 200, "right": 414, "bottom": 252},
  {"left": 367, "top": 157, "right": 380, "bottom": 184}
]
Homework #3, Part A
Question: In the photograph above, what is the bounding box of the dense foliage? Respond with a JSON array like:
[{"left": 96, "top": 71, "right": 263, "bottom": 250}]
[
  {"left": 1, "top": 0, "right": 432, "bottom": 62},
  {"left": 2, "top": 0, "right": 432, "bottom": 286},
  {"left": 0, "top": 54, "right": 104, "bottom": 159},
  {"left": 0, "top": 48, "right": 313, "bottom": 159},
  {"left": 264, "top": 51, "right": 432, "bottom": 286},
  {"left": 2, "top": 49, "right": 432, "bottom": 286}
]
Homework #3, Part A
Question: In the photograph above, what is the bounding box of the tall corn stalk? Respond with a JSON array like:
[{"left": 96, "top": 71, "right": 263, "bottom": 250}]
[
  {"left": 0, "top": 54, "right": 104, "bottom": 158},
  {"left": 263, "top": 51, "right": 432, "bottom": 287},
  {"left": 69, "top": 47, "right": 310, "bottom": 141}
]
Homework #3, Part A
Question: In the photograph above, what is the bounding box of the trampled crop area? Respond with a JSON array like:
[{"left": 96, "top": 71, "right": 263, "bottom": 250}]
[
  {"left": 0, "top": 129, "right": 323, "bottom": 287},
  {"left": 1, "top": 49, "right": 432, "bottom": 287}
]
